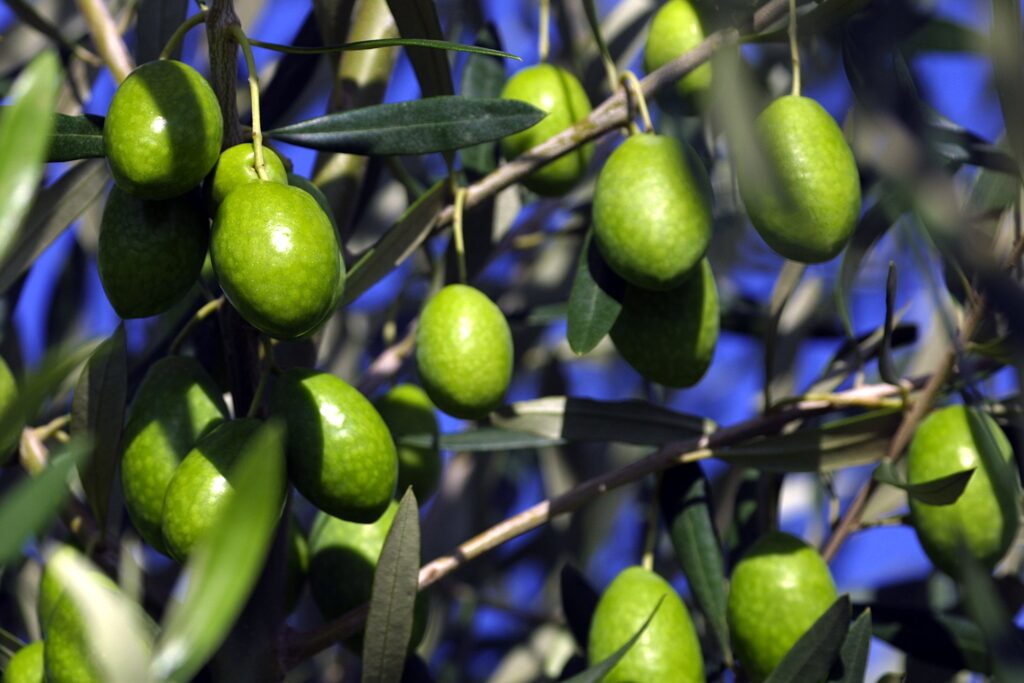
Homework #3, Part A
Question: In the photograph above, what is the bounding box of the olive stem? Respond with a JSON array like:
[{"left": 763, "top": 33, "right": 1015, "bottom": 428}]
[
  {"left": 787, "top": 0, "right": 800, "bottom": 97},
  {"left": 246, "top": 338, "right": 274, "bottom": 418},
  {"left": 75, "top": 0, "right": 134, "bottom": 82},
  {"left": 620, "top": 70, "right": 654, "bottom": 135},
  {"left": 229, "top": 25, "right": 270, "bottom": 182},
  {"left": 641, "top": 474, "right": 661, "bottom": 571},
  {"left": 452, "top": 186, "right": 469, "bottom": 284},
  {"left": 169, "top": 296, "right": 225, "bottom": 354},
  {"left": 159, "top": 10, "right": 208, "bottom": 60},
  {"left": 538, "top": 0, "right": 551, "bottom": 63}
]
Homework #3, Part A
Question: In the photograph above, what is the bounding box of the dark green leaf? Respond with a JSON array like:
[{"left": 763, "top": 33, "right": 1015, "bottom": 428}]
[
  {"left": 960, "top": 550, "right": 1024, "bottom": 680},
  {"left": 904, "top": 18, "right": 984, "bottom": 54},
  {"left": 0, "top": 159, "right": 109, "bottom": 296},
  {"left": 879, "top": 262, "right": 900, "bottom": 384},
  {"left": 71, "top": 325, "right": 127, "bottom": 531},
  {"left": 267, "top": 97, "right": 544, "bottom": 156},
  {"left": 362, "top": 489, "right": 421, "bottom": 683},
  {"left": 459, "top": 25, "right": 507, "bottom": 177},
  {"left": 828, "top": 609, "right": 872, "bottom": 683},
  {"left": 151, "top": 421, "right": 286, "bottom": 683},
  {"left": 47, "top": 113, "right": 105, "bottom": 162},
  {"left": 764, "top": 596, "right": 852, "bottom": 683},
  {"left": 249, "top": 36, "right": 519, "bottom": 61},
  {"left": 401, "top": 426, "right": 565, "bottom": 452},
  {"left": 765, "top": 260, "right": 806, "bottom": 408},
  {"left": 715, "top": 410, "right": 902, "bottom": 472},
  {"left": 567, "top": 230, "right": 624, "bottom": 356},
  {"left": 964, "top": 409, "right": 1021, "bottom": 525},
  {"left": 868, "top": 602, "right": 994, "bottom": 673},
  {"left": 561, "top": 597, "right": 664, "bottom": 683},
  {"left": 0, "top": 440, "right": 89, "bottom": 567},
  {"left": 991, "top": 0, "right": 1024, "bottom": 176},
  {"left": 0, "top": 50, "right": 61, "bottom": 262},
  {"left": 384, "top": 0, "right": 454, "bottom": 98},
  {"left": 580, "top": 0, "right": 614, "bottom": 89},
  {"left": 492, "top": 396, "right": 714, "bottom": 446},
  {"left": 559, "top": 564, "right": 599, "bottom": 653},
  {"left": 135, "top": 0, "right": 189, "bottom": 62},
  {"left": 343, "top": 181, "right": 446, "bottom": 305},
  {"left": 872, "top": 461, "right": 975, "bottom": 505},
  {"left": 659, "top": 463, "right": 731, "bottom": 665}
]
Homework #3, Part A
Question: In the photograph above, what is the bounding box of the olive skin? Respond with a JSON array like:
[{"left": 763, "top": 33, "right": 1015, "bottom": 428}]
[
  {"left": 500, "top": 64, "right": 594, "bottom": 196},
  {"left": 161, "top": 419, "right": 264, "bottom": 561},
  {"left": 120, "top": 356, "right": 228, "bottom": 554},
  {"left": 104, "top": 60, "right": 223, "bottom": 200},
  {"left": 727, "top": 532, "right": 838, "bottom": 682},
  {"left": 0, "top": 355, "right": 19, "bottom": 463},
  {"left": 643, "top": 0, "right": 712, "bottom": 99},
  {"left": 736, "top": 96, "right": 861, "bottom": 263},
  {"left": 415, "top": 284, "right": 513, "bottom": 420},
  {"left": 270, "top": 369, "right": 397, "bottom": 522},
  {"left": 308, "top": 502, "right": 428, "bottom": 650},
  {"left": 376, "top": 384, "right": 441, "bottom": 502},
  {"left": 593, "top": 134, "right": 712, "bottom": 290},
  {"left": 907, "top": 405, "right": 1021, "bottom": 577},
  {"left": 211, "top": 182, "right": 343, "bottom": 339},
  {"left": 98, "top": 186, "right": 209, "bottom": 319},
  {"left": 611, "top": 258, "right": 719, "bottom": 387},
  {"left": 3, "top": 641, "right": 44, "bottom": 683},
  {"left": 588, "top": 566, "right": 704, "bottom": 682},
  {"left": 204, "top": 143, "right": 288, "bottom": 213}
]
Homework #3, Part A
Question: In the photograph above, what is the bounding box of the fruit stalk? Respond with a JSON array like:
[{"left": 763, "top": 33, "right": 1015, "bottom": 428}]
[
  {"left": 159, "top": 10, "right": 208, "bottom": 61},
  {"left": 229, "top": 26, "right": 270, "bottom": 181},
  {"left": 538, "top": 0, "right": 550, "bottom": 63},
  {"left": 787, "top": 0, "right": 800, "bottom": 96}
]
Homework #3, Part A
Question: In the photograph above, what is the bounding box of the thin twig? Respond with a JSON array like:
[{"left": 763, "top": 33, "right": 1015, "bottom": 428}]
[{"left": 75, "top": 0, "right": 134, "bottom": 82}]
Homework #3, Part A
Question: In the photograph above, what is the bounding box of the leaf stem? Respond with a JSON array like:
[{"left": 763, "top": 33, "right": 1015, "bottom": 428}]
[
  {"left": 170, "top": 297, "right": 225, "bottom": 354},
  {"left": 160, "top": 10, "right": 208, "bottom": 60},
  {"left": 788, "top": 0, "right": 800, "bottom": 97},
  {"left": 245, "top": 337, "right": 274, "bottom": 419},
  {"left": 620, "top": 70, "right": 653, "bottom": 135},
  {"left": 452, "top": 186, "right": 468, "bottom": 284},
  {"left": 229, "top": 25, "right": 269, "bottom": 181},
  {"left": 538, "top": 0, "right": 551, "bottom": 63},
  {"left": 641, "top": 474, "right": 661, "bottom": 570}
]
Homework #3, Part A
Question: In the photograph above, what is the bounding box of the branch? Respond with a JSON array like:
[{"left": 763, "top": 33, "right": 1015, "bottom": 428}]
[
  {"left": 75, "top": 0, "right": 134, "bottom": 82},
  {"left": 282, "top": 376, "right": 924, "bottom": 666}
]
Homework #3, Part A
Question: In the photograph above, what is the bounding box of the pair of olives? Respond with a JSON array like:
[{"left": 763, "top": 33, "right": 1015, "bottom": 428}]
[
  {"left": 98, "top": 59, "right": 343, "bottom": 340},
  {"left": 586, "top": 532, "right": 837, "bottom": 682}
]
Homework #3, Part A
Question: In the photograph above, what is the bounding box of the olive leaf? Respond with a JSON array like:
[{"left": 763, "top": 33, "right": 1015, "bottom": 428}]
[
  {"left": 827, "top": 609, "right": 872, "bottom": 683},
  {"left": 384, "top": 0, "right": 454, "bottom": 98},
  {"left": 763, "top": 596, "right": 852, "bottom": 683},
  {"left": 566, "top": 230, "right": 624, "bottom": 356},
  {"left": 960, "top": 549, "right": 1024, "bottom": 680},
  {"left": 46, "top": 113, "right": 106, "bottom": 162},
  {"left": 868, "top": 602, "right": 997, "bottom": 673},
  {"left": 560, "top": 596, "right": 665, "bottom": 683},
  {"left": 401, "top": 427, "right": 566, "bottom": 452},
  {"left": 872, "top": 460, "right": 975, "bottom": 506}
]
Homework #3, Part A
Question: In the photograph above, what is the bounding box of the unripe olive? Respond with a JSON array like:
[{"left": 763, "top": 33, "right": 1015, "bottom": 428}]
[
  {"left": 3, "top": 641, "right": 43, "bottom": 683},
  {"left": 736, "top": 95, "right": 861, "bottom": 263},
  {"left": 593, "top": 134, "right": 712, "bottom": 290},
  {"left": 610, "top": 258, "right": 719, "bottom": 387},
  {"left": 643, "top": 0, "right": 712, "bottom": 99},
  {"left": 204, "top": 143, "right": 288, "bottom": 213},
  {"left": 270, "top": 369, "right": 397, "bottom": 522},
  {"left": 415, "top": 284, "right": 513, "bottom": 419},
  {"left": 500, "top": 64, "right": 594, "bottom": 196},
  {"left": 120, "top": 356, "right": 228, "bottom": 554},
  {"left": 588, "top": 566, "right": 704, "bottom": 682},
  {"left": 104, "top": 60, "right": 222, "bottom": 200},
  {"left": 727, "top": 532, "right": 838, "bottom": 682},
  {"left": 98, "top": 186, "right": 209, "bottom": 319},
  {"left": 907, "top": 405, "right": 1021, "bottom": 577},
  {"left": 376, "top": 383, "right": 442, "bottom": 502}
]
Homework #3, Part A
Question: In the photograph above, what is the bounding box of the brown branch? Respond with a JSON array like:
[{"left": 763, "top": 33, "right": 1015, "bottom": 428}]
[{"left": 282, "top": 378, "right": 920, "bottom": 667}]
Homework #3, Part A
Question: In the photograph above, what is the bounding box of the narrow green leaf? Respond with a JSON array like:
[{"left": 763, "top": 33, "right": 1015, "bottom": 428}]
[
  {"left": 879, "top": 262, "right": 900, "bottom": 384},
  {"left": 151, "top": 420, "right": 286, "bottom": 683},
  {"left": 561, "top": 597, "right": 664, "bottom": 683},
  {"left": 580, "top": 0, "right": 614, "bottom": 88},
  {"left": 399, "top": 426, "right": 566, "bottom": 452},
  {"left": 868, "top": 602, "right": 994, "bottom": 673},
  {"left": 828, "top": 609, "right": 872, "bottom": 683},
  {"left": 764, "top": 595, "right": 852, "bottom": 683},
  {"left": 0, "top": 50, "right": 61, "bottom": 263},
  {"left": 0, "top": 441, "right": 89, "bottom": 567},
  {"left": 492, "top": 396, "right": 714, "bottom": 446},
  {"left": 459, "top": 25, "right": 507, "bottom": 177},
  {"left": 567, "top": 230, "right": 624, "bottom": 355},
  {"left": 872, "top": 461, "right": 975, "bottom": 505},
  {"left": 658, "top": 464, "right": 731, "bottom": 665},
  {"left": 48, "top": 113, "right": 105, "bottom": 162},
  {"left": 362, "top": 489, "right": 421, "bottom": 683},
  {"left": 249, "top": 36, "right": 519, "bottom": 61},
  {"left": 559, "top": 564, "right": 600, "bottom": 652},
  {"left": 70, "top": 325, "right": 127, "bottom": 530},
  {"left": 0, "top": 159, "right": 109, "bottom": 296},
  {"left": 43, "top": 544, "right": 155, "bottom": 683},
  {"left": 343, "top": 181, "right": 446, "bottom": 305},
  {"left": 765, "top": 260, "right": 806, "bottom": 408},
  {"left": 960, "top": 548, "right": 1024, "bottom": 680},
  {"left": 990, "top": 0, "right": 1024, "bottom": 176},
  {"left": 905, "top": 18, "right": 984, "bottom": 54},
  {"left": 135, "top": 0, "right": 189, "bottom": 62},
  {"left": 715, "top": 410, "right": 902, "bottom": 472},
  {"left": 964, "top": 408, "right": 1021, "bottom": 528},
  {"left": 384, "top": 0, "right": 454, "bottom": 98},
  {"left": 267, "top": 96, "right": 544, "bottom": 156}
]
